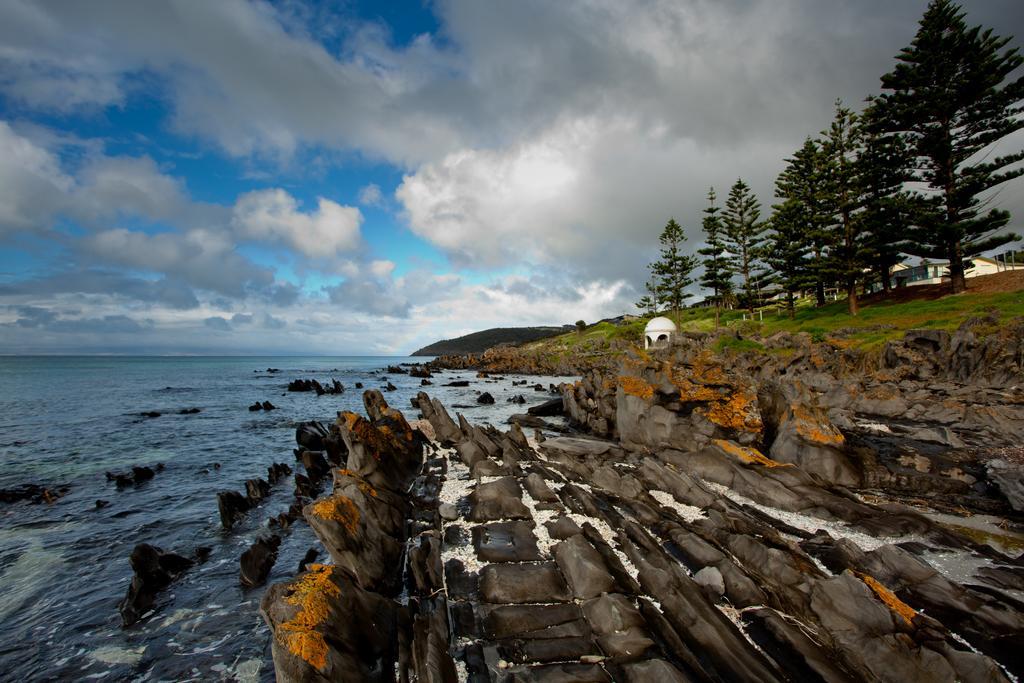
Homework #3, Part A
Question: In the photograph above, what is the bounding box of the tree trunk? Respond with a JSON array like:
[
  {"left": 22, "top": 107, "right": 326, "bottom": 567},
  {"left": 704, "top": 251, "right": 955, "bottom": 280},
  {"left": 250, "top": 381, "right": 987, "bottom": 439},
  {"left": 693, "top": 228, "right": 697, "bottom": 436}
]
[
  {"left": 813, "top": 248, "right": 825, "bottom": 306},
  {"left": 787, "top": 293, "right": 795, "bottom": 319},
  {"left": 847, "top": 276, "right": 859, "bottom": 316},
  {"left": 949, "top": 242, "right": 967, "bottom": 293}
]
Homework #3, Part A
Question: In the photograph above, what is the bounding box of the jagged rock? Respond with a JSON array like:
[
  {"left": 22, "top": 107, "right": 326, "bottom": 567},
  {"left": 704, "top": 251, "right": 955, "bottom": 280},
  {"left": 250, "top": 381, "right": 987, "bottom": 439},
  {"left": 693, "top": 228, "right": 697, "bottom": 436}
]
[
  {"left": 445, "top": 380, "right": 470, "bottom": 387},
  {"left": 760, "top": 382, "right": 861, "bottom": 487},
  {"left": 245, "top": 477, "right": 271, "bottom": 503},
  {"left": 118, "top": 543, "right": 194, "bottom": 626},
  {"left": 528, "top": 397, "right": 564, "bottom": 416},
  {"left": 217, "top": 490, "right": 252, "bottom": 529},
  {"left": 335, "top": 391, "right": 424, "bottom": 493},
  {"left": 386, "top": 365, "right": 408, "bottom": 374},
  {"left": 300, "top": 450, "right": 330, "bottom": 483},
  {"left": 303, "top": 474, "right": 409, "bottom": 594},
  {"left": 986, "top": 459, "right": 1024, "bottom": 511},
  {"left": 298, "top": 548, "right": 319, "bottom": 573},
  {"left": 296, "top": 421, "right": 329, "bottom": 451},
  {"left": 524, "top": 472, "right": 560, "bottom": 503},
  {"left": 179, "top": 407, "right": 201, "bottom": 414},
  {"left": 267, "top": 462, "right": 292, "bottom": 484},
  {"left": 1, "top": 483, "right": 69, "bottom": 504},
  {"left": 261, "top": 564, "right": 397, "bottom": 682},
  {"left": 692, "top": 566, "right": 725, "bottom": 598},
  {"left": 477, "top": 392, "right": 495, "bottom": 405},
  {"left": 262, "top": 400, "right": 276, "bottom": 410},
  {"left": 106, "top": 465, "right": 156, "bottom": 488},
  {"left": 240, "top": 534, "right": 281, "bottom": 587},
  {"left": 417, "top": 392, "right": 463, "bottom": 444}
]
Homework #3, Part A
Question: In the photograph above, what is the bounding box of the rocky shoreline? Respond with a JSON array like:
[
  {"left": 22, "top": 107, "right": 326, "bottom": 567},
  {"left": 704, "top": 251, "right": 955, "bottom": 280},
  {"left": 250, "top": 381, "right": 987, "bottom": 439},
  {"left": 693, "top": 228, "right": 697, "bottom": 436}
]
[
  {"left": 103, "top": 323, "right": 1024, "bottom": 680},
  {"left": 241, "top": 319, "right": 1023, "bottom": 681}
]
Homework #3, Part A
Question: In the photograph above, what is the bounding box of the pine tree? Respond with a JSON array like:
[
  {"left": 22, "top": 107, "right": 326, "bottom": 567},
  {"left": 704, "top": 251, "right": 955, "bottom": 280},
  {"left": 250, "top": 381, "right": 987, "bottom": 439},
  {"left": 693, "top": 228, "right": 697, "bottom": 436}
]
[
  {"left": 766, "top": 199, "right": 813, "bottom": 318},
  {"left": 721, "top": 179, "right": 768, "bottom": 315},
  {"left": 872, "top": 0, "right": 1024, "bottom": 293},
  {"left": 775, "top": 138, "right": 833, "bottom": 306},
  {"left": 857, "top": 110, "right": 916, "bottom": 293},
  {"left": 697, "top": 188, "right": 733, "bottom": 327},
  {"left": 652, "top": 218, "right": 698, "bottom": 323},
  {"left": 821, "top": 100, "right": 871, "bottom": 316},
  {"left": 635, "top": 278, "right": 658, "bottom": 316}
]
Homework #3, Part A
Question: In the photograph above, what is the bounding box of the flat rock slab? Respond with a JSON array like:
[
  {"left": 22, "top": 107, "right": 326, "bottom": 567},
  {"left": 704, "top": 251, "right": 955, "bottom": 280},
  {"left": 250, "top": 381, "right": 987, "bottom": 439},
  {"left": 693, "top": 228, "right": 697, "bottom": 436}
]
[
  {"left": 472, "top": 521, "right": 542, "bottom": 563},
  {"left": 479, "top": 562, "right": 572, "bottom": 604},
  {"left": 553, "top": 535, "right": 616, "bottom": 599},
  {"left": 504, "top": 663, "right": 611, "bottom": 682},
  {"left": 498, "top": 635, "right": 600, "bottom": 664},
  {"left": 481, "top": 603, "right": 586, "bottom": 640},
  {"left": 469, "top": 476, "right": 531, "bottom": 521}
]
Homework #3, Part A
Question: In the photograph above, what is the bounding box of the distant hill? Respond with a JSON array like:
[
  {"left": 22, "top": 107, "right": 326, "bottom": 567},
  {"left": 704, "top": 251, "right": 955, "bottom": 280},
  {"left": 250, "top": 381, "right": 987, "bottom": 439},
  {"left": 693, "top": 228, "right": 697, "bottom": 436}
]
[{"left": 410, "top": 326, "right": 569, "bottom": 356}]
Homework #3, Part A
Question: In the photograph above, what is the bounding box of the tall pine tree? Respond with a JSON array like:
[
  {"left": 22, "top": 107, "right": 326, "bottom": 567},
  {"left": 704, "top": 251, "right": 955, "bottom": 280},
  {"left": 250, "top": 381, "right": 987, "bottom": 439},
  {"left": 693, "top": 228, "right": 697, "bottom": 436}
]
[
  {"left": 872, "top": 0, "right": 1024, "bottom": 293},
  {"left": 821, "top": 100, "right": 871, "bottom": 316},
  {"left": 721, "top": 179, "right": 768, "bottom": 315},
  {"left": 858, "top": 109, "right": 916, "bottom": 293},
  {"left": 766, "top": 199, "right": 813, "bottom": 318},
  {"left": 775, "top": 138, "right": 833, "bottom": 306},
  {"left": 652, "top": 219, "right": 698, "bottom": 323},
  {"left": 697, "top": 188, "right": 733, "bottom": 328}
]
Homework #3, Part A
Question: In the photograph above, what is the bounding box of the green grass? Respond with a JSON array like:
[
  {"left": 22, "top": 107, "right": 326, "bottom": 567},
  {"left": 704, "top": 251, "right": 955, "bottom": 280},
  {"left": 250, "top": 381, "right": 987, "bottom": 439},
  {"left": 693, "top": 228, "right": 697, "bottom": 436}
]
[
  {"left": 713, "top": 336, "right": 765, "bottom": 354},
  {"left": 512, "top": 286, "right": 1024, "bottom": 363},
  {"left": 672, "top": 289, "right": 1024, "bottom": 350}
]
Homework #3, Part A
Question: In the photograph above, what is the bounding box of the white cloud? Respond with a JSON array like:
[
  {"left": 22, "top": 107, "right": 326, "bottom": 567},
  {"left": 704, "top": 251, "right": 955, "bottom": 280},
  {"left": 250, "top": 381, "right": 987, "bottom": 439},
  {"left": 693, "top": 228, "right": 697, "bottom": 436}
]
[
  {"left": 397, "top": 115, "right": 791, "bottom": 278},
  {"left": 81, "top": 227, "right": 274, "bottom": 298},
  {"left": 232, "top": 188, "right": 362, "bottom": 259},
  {"left": 358, "top": 183, "right": 383, "bottom": 206},
  {"left": 0, "top": 121, "right": 73, "bottom": 234}
]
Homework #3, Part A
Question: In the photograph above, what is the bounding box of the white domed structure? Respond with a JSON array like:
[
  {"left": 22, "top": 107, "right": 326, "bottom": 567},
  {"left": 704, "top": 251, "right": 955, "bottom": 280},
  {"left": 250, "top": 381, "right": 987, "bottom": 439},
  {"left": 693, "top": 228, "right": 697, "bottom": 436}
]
[{"left": 644, "top": 316, "right": 677, "bottom": 349}]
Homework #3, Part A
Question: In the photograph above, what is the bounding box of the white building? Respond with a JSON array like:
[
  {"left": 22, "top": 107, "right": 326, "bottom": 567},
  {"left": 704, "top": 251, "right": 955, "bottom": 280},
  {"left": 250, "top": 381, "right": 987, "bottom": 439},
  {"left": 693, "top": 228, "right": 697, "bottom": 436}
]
[
  {"left": 644, "top": 316, "right": 677, "bottom": 349},
  {"left": 891, "top": 256, "right": 1024, "bottom": 288}
]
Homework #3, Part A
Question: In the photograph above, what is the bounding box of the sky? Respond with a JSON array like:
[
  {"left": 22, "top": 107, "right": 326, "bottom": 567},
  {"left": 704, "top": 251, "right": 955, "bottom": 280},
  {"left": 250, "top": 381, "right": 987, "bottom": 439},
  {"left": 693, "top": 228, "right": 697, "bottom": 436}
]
[{"left": 1, "top": 0, "right": 1022, "bottom": 355}]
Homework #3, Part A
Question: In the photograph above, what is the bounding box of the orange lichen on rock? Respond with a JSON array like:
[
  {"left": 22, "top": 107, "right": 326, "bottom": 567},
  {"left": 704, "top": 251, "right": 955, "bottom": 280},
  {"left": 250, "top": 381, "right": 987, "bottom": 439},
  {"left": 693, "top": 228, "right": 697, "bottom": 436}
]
[
  {"left": 311, "top": 495, "right": 360, "bottom": 535},
  {"left": 337, "top": 412, "right": 406, "bottom": 462},
  {"left": 789, "top": 404, "right": 844, "bottom": 445},
  {"left": 619, "top": 375, "right": 655, "bottom": 400},
  {"left": 277, "top": 564, "right": 341, "bottom": 670},
  {"left": 856, "top": 572, "right": 917, "bottom": 626},
  {"left": 713, "top": 439, "right": 791, "bottom": 468},
  {"left": 703, "top": 389, "right": 763, "bottom": 433},
  {"left": 336, "top": 469, "right": 378, "bottom": 498}
]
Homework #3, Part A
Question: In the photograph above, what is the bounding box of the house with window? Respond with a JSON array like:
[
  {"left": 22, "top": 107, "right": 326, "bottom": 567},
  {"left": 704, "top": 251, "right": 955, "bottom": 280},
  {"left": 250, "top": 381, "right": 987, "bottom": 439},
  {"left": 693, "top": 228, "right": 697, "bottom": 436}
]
[{"left": 886, "top": 255, "right": 1024, "bottom": 289}]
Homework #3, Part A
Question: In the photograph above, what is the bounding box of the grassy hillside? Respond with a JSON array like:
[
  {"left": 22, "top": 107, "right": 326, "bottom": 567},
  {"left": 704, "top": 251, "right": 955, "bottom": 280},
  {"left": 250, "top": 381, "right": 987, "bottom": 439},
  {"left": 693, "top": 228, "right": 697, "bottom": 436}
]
[
  {"left": 411, "top": 326, "right": 568, "bottom": 356},
  {"left": 518, "top": 271, "right": 1024, "bottom": 360}
]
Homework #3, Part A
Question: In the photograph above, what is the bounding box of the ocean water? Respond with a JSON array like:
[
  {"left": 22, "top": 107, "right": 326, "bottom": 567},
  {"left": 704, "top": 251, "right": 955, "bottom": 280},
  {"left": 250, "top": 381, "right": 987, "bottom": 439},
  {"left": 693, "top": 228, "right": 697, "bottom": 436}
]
[{"left": 0, "top": 356, "right": 569, "bottom": 681}]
